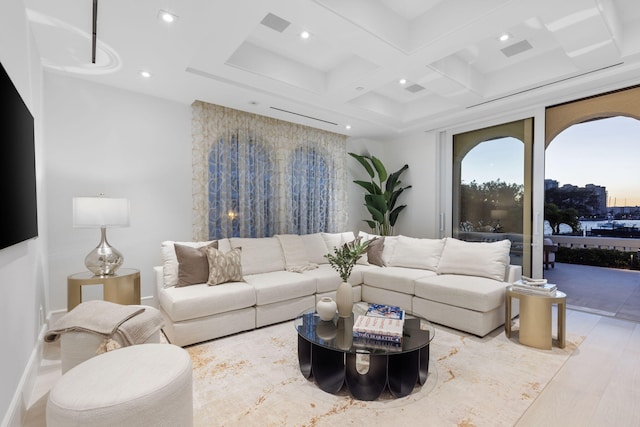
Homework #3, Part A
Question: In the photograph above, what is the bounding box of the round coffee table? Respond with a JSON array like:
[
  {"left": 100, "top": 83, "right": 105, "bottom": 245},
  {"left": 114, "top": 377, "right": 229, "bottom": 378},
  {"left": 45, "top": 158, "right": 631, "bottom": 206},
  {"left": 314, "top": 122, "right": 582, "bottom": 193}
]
[{"left": 294, "top": 303, "right": 434, "bottom": 400}]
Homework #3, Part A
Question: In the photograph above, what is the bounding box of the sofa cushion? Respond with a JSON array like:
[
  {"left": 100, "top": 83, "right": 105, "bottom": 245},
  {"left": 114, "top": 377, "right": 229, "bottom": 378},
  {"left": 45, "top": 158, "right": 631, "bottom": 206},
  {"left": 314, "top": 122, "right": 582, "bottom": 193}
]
[
  {"left": 300, "top": 233, "right": 329, "bottom": 264},
  {"left": 321, "top": 232, "right": 356, "bottom": 250},
  {"left": 274, "top": 234, "right": 312, "bottom": 270},
  {"left": 158, "top": 282, "right": 256, "bottom": 322},
  {"left": 229, "top": 237, "right": 285, "bottom": 275},
  {"left": 243, "top": 271, "right": 316, "bottom": 305},
  {"left": 363, "top": 266, "right": 436, "bottom": 295},
  {"left": 437, "top": 238, "right": 511, "bottom": 281},
  {"left": 161, "top": 239, "right": 231, "bottom": 288},
  {"left": 387, "top": 235, "right": 444, "bottom": 271},
  {"left": 206, "top": 247, "right": 243, "bottom": 285},
  {"left": 174, "top": 242, "right": 218, "bottom": 287},
  {"left": 414, "top": 274, "right": 508, "bottom": 312}
]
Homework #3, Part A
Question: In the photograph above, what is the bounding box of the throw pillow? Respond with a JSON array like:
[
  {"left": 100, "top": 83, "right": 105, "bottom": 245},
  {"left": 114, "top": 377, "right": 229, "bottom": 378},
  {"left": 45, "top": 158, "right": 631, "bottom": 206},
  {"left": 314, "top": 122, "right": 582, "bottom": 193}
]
[
  {"left": 206, "top": 247, "right": 243, "bottom": 286},
  {"left": 366, "top": 236, "right": 385, "bottom": 267},
  {"left": 436, "top": 237, "right": 511, "bottom": 281},
  {"left": 387, "top": 235, "right": 445, "bottom": 271},
  {"left": 174, "top": 241, "right": 218, "bottom": 287}
]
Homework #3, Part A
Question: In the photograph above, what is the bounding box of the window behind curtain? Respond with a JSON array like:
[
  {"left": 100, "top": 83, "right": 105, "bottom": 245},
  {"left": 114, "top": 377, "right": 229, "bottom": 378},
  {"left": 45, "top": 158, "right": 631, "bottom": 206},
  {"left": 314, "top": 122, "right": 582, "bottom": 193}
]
[
  {"left": 192, "top": 101, "right": 348, "bottom": 240},
  {"left": 289, "top": 146, "right": 331, "bottom": 235}
]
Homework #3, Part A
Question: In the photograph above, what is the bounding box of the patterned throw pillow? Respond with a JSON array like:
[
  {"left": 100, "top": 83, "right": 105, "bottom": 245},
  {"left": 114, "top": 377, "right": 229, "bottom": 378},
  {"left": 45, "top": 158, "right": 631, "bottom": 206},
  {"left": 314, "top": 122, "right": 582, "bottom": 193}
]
[{"left": 206, "top": 247, "right": 243, "bottom": 285}]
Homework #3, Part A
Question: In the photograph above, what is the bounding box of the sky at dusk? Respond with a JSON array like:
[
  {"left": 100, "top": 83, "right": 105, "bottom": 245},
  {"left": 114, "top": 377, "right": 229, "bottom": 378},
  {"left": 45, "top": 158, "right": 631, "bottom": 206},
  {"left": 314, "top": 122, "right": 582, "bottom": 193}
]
[{"left": 461, "top": 116, "right": 640, "bottom": 207}]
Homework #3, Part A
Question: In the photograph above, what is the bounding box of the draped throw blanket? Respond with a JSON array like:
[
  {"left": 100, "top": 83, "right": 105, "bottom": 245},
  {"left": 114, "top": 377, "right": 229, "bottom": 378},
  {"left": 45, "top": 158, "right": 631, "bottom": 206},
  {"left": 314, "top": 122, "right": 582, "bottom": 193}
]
[
  {"left": 275, "top": 234, "right": 318, "bottom": 273},
  {"left": 44, "top": 300, "right": 164, "bottom": 354}
]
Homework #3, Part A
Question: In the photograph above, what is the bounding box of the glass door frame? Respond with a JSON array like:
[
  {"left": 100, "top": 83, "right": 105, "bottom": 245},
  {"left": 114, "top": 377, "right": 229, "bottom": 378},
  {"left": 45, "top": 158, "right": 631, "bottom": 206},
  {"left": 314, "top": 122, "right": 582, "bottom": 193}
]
[{"left": 438, "top": 108, "right": 547, "bottom": 278}]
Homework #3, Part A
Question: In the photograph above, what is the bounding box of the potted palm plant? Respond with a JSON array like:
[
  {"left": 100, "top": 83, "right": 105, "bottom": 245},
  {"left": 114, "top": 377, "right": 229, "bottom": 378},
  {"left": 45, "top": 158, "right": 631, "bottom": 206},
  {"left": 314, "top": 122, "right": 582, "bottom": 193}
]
[
  {"left": 349, "top": 152, "right": 411, "bottom": 236},
  {"left": 325, "top": 237, "right": 369, "bottom": 317}
]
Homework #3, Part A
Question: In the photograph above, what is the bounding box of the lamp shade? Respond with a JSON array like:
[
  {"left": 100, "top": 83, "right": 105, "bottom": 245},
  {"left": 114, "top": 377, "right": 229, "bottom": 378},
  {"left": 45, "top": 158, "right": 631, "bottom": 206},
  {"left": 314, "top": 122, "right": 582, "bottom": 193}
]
[{"left": 73, "top": 197, "right": 130, "bottom": 228}]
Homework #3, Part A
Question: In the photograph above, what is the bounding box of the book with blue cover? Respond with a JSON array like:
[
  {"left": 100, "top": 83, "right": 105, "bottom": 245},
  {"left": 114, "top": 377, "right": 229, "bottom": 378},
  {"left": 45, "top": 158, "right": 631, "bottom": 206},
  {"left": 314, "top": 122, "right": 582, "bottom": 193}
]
[{"left": 365, "top": 303, "right": 405, "bottom": 320}]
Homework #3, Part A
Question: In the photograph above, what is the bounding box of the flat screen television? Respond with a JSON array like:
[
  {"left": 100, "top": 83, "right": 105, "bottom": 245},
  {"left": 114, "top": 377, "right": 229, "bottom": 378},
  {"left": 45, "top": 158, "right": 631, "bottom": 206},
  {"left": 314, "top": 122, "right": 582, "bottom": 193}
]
[{"left": 0, "top": 61, "right": 38, "bottom": 250}]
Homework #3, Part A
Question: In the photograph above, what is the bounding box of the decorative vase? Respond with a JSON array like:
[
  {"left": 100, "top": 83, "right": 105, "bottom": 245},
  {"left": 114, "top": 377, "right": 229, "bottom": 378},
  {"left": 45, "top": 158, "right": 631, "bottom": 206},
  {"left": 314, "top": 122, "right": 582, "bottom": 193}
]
[
  {"left": 336, "top": 281, "right": 353, "bottom": 318},
  {"left": 316, "top": 297, "right": 337, "bottom": 321}
]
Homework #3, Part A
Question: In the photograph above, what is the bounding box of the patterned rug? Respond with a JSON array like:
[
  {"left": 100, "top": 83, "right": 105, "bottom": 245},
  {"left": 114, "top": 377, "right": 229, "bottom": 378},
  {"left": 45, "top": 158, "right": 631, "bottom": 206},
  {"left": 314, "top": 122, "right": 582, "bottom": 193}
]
[{"left": 187, "top": 320, "right": 583, "bottom": 427}]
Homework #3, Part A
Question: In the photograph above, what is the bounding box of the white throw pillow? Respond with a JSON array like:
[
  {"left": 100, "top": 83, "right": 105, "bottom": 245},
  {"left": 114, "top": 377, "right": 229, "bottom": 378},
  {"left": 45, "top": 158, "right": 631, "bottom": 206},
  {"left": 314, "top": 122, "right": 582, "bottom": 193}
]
[
  {"left": 381, "top": 235, "right": 398, "bottom": 266},
  {"left": 387, "top": 235, "right": 445, "bottom": 271},
  {"left": 300, "top": 233, "right": 329, "bottom": 264},
  {"left": 229, "top": 237, "right": 285, "bottom": 276},
  {"left": 436, "top": 237, "right": 511, "bottom": 281}
]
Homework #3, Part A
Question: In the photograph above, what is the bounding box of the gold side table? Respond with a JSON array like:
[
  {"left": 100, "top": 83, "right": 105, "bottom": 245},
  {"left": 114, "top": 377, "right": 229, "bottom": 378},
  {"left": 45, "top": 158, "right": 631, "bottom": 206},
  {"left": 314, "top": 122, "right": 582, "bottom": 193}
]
[
  {"left": 505, "top": 287, "right": 566, "bottom": 350},
  {"left": 67, "top": 268, "right": 141, "bottom": 311}
]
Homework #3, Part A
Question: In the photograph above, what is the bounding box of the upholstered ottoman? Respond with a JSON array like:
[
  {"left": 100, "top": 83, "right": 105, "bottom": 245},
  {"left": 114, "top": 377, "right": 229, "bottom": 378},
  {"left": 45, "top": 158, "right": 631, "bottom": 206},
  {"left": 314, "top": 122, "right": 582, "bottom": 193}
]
[{"left": 47, "top": 343, "right": 193, "bottom": 427}]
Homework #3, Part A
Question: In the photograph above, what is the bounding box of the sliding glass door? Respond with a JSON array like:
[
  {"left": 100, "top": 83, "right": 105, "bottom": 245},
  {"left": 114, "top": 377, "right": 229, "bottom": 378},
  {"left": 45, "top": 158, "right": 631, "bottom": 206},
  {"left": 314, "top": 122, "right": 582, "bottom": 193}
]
[{"left": 452, "top": 119, "right": 534, "bottom": 276}]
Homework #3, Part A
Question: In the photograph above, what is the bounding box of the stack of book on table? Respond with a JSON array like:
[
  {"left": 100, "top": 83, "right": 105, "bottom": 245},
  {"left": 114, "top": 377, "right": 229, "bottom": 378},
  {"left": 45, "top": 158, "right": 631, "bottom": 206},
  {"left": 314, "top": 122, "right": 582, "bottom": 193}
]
[
  {"left": 512, "top": 276, "right": 557, "bottom": 296},
  {"left": 353, "top": 303, "right": 405, "bottom": 344}
]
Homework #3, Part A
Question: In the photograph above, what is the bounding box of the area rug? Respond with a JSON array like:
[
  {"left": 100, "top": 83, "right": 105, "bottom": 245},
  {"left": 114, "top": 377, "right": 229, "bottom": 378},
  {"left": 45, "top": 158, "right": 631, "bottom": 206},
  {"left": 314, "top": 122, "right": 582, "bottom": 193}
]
[{"left": 187, "top": 320, "right": 583, "bottom": 427}]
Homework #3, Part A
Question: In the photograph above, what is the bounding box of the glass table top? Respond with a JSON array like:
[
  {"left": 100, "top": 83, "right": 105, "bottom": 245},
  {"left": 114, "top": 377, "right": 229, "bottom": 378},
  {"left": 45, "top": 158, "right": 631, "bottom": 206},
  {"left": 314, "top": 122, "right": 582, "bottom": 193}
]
[{"left": 294, "top": 302, "right": 435, "bottom": 356}]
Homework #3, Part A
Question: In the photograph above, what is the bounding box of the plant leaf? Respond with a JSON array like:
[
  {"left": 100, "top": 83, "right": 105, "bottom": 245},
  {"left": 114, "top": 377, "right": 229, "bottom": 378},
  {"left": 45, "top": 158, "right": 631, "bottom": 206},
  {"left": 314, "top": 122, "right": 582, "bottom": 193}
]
[
  {"left": 370, "top": 156, "right": 388, "bottom": 182},
  {"left": 353, "top": 180, "right": 376, "bottom": 194},
  {"left": 389, "top": 204, "right": 407, "bottom": 226},
  {"left": 348, "top": 152, "right": 375, "bottom": 178}
]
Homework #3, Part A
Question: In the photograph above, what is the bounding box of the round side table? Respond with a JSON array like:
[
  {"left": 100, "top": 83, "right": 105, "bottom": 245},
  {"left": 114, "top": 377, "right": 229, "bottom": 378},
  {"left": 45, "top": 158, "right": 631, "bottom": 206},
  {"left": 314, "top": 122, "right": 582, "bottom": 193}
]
[{"left": 67, "top": 268, "right": 140, "bottom": 311}]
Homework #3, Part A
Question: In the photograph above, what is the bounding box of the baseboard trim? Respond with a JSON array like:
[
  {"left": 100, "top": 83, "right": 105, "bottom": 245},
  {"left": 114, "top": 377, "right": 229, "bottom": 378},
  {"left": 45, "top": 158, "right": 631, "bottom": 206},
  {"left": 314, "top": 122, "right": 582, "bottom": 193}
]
[{"left": 1, "top": 323, "right": 46, "bottom": 427}]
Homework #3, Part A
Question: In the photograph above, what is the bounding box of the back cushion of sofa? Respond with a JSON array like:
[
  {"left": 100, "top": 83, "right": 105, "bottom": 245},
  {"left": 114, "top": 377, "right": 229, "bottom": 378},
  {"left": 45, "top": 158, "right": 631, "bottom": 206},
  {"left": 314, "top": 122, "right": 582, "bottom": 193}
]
[
  {"left": 229, "top": 237, "right": 286, "bottom": 275},
  {"left": 436, "top": 237, "right": 511, "bottom": 281},
  {"left": 300, "top": 233, "right": 330, "bottom": 264},
  {"left": 387, "top": 235, "right": 445, "bottom": 271},
  {"left": 161, "top": 239, "right": 229, "bottom": 288}
]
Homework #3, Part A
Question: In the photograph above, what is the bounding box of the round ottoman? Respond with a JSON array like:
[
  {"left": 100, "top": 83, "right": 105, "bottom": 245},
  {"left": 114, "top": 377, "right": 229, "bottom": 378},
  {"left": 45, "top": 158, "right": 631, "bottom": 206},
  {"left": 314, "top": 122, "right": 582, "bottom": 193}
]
[{"left": 47, "top": 344, "right": 193, "bottom": 427}]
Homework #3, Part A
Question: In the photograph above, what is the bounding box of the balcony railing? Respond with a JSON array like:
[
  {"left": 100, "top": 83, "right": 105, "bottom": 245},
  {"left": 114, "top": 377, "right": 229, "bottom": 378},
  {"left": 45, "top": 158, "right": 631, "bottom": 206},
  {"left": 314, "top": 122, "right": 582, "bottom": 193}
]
[{"left": 548, "top": 235, "right": 640, "bottom": 252}]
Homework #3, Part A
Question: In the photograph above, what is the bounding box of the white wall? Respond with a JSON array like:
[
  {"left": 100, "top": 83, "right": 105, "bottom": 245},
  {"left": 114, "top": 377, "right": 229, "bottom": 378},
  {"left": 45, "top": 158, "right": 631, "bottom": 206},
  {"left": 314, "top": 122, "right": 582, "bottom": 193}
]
[
  {"left": 0, "top": 0, "right": 47, "bottom": 424},
  {"left": 43, "top": 73, "right": 193, "bottom": 312},
  {"left": 346, "top": 132, "right": 440, "bottom": 238}
]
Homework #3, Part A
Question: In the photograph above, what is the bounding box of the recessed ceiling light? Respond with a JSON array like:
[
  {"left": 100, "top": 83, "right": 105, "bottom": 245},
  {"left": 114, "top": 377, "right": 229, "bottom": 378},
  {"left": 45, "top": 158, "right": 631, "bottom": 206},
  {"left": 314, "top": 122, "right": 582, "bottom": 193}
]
[
  {"left": 399, "top": 78, "right": 407, "bottom": 85},
  {"left": 300, "top": 31, "right": 310, "bottom": 39},
  {"left": 139, "top": 70, "right": 152, "bottom": 78},
  {"left": 345, "top": 125, "right": 351, "bottom": 130},
  {"left": 158, "top": 10, "right": 178, "bottom": 23},
  {"left": 499, "top": 33, "right": 511, "bottom": 42}
]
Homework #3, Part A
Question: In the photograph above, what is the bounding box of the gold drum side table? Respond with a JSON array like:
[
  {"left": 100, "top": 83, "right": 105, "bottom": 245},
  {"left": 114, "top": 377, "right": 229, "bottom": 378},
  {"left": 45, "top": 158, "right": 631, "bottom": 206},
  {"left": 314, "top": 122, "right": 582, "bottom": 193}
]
[
  {"left": 505, "top": 287, "right": 566, "bottom": 350},
  {"left": 67, "top": 268, "right": 141, "bottom": 311}
]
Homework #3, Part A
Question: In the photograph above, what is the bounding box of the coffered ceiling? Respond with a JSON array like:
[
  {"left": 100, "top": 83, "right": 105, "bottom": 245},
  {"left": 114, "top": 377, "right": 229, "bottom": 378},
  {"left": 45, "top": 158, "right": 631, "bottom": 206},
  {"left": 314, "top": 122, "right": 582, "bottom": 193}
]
[{"left": 24, "top": 0, "right": 640, "bottom": 138}]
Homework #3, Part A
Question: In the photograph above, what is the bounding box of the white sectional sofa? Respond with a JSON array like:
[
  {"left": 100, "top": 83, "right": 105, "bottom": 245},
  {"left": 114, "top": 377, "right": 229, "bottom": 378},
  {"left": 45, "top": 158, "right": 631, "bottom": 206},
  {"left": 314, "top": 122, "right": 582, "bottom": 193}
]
[{"left": 154, "top": 232, "right": 521, "bottom": 347}]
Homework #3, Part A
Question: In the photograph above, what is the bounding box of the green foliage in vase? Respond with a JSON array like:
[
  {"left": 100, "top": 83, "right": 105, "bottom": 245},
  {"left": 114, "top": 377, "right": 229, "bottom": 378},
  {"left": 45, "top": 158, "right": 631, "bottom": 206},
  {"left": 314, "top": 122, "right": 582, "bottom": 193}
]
[
  {"left": 325, "top": 237, "right": 370, "bottom": 282},
  {"left": 348, "top": 152, "right": 411, "bottom": 236}
]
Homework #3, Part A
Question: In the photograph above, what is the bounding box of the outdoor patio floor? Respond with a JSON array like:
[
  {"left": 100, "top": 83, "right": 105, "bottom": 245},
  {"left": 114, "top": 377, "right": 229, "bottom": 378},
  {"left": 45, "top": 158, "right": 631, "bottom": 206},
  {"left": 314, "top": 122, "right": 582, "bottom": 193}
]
[{"left": 544, "top": 262, "right": 640, "bottom": 323}]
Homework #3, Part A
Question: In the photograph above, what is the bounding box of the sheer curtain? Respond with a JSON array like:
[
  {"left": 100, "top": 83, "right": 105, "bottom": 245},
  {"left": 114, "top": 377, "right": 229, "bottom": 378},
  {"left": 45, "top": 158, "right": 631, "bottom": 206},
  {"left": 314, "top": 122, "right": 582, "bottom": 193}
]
[{"left": 192, "top": 101, "right": 348, "bottom": 240}]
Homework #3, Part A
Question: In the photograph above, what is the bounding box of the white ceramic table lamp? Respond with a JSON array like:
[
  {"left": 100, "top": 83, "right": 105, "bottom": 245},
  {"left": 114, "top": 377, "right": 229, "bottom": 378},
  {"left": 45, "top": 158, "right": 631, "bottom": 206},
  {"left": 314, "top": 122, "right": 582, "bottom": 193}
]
[{"left": 73, "top": 197, "right": 130, "bottom": 276}]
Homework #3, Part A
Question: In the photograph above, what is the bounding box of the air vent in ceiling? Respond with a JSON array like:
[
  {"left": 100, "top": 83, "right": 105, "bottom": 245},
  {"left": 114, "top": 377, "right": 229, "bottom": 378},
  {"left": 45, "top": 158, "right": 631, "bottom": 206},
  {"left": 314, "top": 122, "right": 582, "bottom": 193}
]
[
  {"left": 405, "top": 83, "right": 425, "bottom": 93},
  {"left": 260, "top": 13, "right": 290, "bottom": 33},
  {"left": 270, "top": 107, "right": 338, "bottom": 125},
  {"left": 501, "top": 40, "right": 533, "bottom": 58}
]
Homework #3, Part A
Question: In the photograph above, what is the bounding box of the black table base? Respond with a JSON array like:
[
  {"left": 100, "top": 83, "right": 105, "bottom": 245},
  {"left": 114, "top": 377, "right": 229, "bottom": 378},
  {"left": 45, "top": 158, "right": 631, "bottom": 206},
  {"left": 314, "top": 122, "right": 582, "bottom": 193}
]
[{"left": 298, "top": 334, "right": 430, "bottom": 400}]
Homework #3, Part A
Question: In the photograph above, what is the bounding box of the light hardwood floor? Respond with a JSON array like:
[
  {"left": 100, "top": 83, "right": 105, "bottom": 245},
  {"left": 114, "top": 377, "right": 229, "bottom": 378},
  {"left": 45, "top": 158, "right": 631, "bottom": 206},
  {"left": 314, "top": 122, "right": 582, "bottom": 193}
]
[
  {"left": 516, "top": 309, "right": 640, "bottom": 426},
  {"left": 23, "top": 308, "right": 639, "bottom": 426}
]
